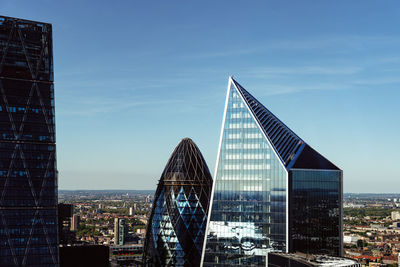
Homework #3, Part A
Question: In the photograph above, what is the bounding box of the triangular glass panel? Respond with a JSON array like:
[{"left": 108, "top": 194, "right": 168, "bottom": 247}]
[{"left": 203, "top": 78, "right": 288, "bottom": 265}]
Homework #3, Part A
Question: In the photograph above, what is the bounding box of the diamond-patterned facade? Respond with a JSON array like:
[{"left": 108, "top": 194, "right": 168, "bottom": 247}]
[
  {"left": 0, "top": 16, "right": 58, "bottom": 266},
  {"left": 143, "top": 138, "right": 213, "bottom": 267}
]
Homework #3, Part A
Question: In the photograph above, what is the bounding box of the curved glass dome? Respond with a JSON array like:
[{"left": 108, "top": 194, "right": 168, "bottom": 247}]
[{"left": 143, "top": 138, "right": 213, "bottom": 267}]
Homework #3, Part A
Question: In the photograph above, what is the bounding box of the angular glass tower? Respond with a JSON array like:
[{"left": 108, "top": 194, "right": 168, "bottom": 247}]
[
  {"left": 201, "top": 77, "right": 342, "bottom": 266},
  {"left": 143, "top": 138, "right": 213, "bottom": 267},
  {"left": 0, "top": 16, "right": 58, "bottom": 266}
]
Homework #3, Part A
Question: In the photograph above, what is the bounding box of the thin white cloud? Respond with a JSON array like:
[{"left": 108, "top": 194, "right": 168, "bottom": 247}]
[
  {"left": 244, "top": 66, "right": 363, "bottom": 76},
  {"left": 352, "top": 77, "right": 400, "bottom": 86},
  {"left": 187, "top": 47, "right": 260, "bottom": 59},
  {"left": 57, "top": 97, "right": 183, "bottom": 116},
  {"left": 184, "top": 34, "right": 400, "bottom": 59},
  {"left": 252, "top": 83, "right": 351, "bottom": 96}
]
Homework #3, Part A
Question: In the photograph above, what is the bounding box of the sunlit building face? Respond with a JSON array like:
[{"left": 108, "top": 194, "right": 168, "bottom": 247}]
[{"left": 201, "top": 77, "right": 342, "bottom": 266}]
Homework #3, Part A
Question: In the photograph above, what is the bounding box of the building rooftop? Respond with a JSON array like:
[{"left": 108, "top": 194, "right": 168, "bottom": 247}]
[
  {"left": 271, "top": 253, "right": 360, "bottom": 267},
  {"left": 231, "top": 77, "right": 339, "bottom": 170}
]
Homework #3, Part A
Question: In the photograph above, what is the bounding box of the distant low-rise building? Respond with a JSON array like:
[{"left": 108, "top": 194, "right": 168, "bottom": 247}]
[
  {"left": 391, "top": 211, "right": 400, "bottom": 220},
  {"left": 136, "top": 228, "right": 146, "bottom": 235},
  {"left": 110, "top": 244, "right": 142, "bottom": 267},
  {"left": 344, "top": 235, "right": 360, "bottom": 245},
  {"left": 145, "top": 195, "right": 151, "bottom": 203}
]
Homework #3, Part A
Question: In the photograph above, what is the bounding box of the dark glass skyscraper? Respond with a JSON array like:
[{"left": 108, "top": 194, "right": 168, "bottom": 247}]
[
  {"left": 201, "top": 77, "right": 342, "bottom": 266},
  {"left": 0, "top": 16, "right": 58, "bottom": 266},
  {"left": 143, "top": 138, "right": 213, "bottom": 267}
]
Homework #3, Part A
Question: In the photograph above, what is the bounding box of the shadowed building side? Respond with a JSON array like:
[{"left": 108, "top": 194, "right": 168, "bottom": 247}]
[
  {"left": 0, "top": 16, "right": 58, "bottom": 266},
  {"left": 143, "top": 138, "right": 213, "bottom": 267}
]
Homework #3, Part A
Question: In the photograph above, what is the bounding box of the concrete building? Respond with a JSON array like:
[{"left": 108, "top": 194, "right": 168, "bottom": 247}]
[
  {"left": 71, "top": 214, "right": 80, "bottom": 231},
  {"left": 129, "top": 206, "right": 135, "bottom": 216},
  {"left": 110, "top": 244, "right": 143, "bottom": 267},
  {"left": 343, "top": 235, "right": 360, "bottom": 245},
  {"left": 114, "top": 218, "right": 127, "bottom": 245},
  {"left": 391, "top": 211, "right": 400, "bottom": 220}
]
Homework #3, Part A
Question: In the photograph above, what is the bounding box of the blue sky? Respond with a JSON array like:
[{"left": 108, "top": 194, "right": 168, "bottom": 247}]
[{"left": 2, "top": 1, "right": 399, "bottom": 192}]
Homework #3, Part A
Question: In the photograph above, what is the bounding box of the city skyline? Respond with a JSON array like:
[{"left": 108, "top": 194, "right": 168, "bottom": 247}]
[{"left": 1, "top": 1, "right": 399, "bottom": 193}]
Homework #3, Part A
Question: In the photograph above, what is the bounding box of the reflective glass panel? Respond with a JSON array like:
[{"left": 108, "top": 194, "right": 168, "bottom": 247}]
[
  {"left": 203, "top": 83, "right": 287, "bottom": 266},
  {"left": 289, "top": 169, "right": 341, "bottom": 256}
]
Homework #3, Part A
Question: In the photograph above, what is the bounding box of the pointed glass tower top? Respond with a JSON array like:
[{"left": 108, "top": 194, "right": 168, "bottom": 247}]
[{"left": 230, "top": 77, "right": 339, "bottom": 170}]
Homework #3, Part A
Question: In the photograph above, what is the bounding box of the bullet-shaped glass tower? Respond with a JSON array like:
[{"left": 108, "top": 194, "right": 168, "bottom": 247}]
[{"left": 144, "top": 138, "right": 213, "bottom": 267}]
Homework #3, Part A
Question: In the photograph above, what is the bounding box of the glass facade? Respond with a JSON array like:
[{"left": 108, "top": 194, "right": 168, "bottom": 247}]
[
  {"left": 289, "top": 169, "right": 342, "bottom": 256},
  {"left": 143, "top": 138, "right": 212, "bottom": 267},
  {"left": 202, "top": 82, "right": 287, "bottom": 266},
  {"left": 202, "top": 77, "right": 343, "bottom": 267},
  {"left": 0, "top": 16, "right": 58, "bottom": 266}
]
